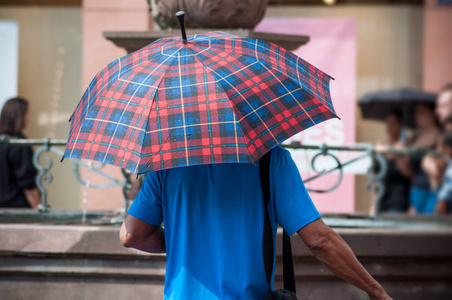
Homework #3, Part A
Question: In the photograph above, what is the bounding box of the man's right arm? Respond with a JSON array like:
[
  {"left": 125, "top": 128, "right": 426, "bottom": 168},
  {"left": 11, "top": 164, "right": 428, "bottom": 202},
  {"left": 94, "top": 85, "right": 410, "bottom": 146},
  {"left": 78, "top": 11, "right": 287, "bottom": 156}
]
[
  {"left": 120, "top": 214, "right": 166, "bottom": 253},
  {"left": 297, "top": 218, "right": 392, "bottom": 300}
]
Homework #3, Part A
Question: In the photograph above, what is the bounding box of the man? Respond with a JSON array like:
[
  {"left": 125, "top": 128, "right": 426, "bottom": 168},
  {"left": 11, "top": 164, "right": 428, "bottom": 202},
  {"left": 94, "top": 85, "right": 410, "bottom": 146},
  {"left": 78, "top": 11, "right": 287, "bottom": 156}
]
[{"left": 120, "top": 146, "right": 391, "bottom": 299}]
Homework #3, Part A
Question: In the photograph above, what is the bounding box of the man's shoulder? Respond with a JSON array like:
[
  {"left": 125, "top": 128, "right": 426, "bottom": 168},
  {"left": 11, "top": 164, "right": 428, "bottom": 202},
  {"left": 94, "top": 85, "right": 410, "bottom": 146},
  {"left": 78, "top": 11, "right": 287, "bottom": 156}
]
[{"left": 270, "top": 145, "right": 290, "bottom": 158}]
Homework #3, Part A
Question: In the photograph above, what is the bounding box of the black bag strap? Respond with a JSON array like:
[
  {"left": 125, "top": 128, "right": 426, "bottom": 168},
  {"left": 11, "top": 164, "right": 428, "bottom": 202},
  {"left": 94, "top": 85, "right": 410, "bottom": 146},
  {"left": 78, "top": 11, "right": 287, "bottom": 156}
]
[
  {"left": 283, "top": 231, "right": 296, "bottom": 292},
  {"left": 259, "top": 151, "right": 274, "bottom": 299},
  {"left": 259, "top": 150, "right": 296, "bottom": 300}
]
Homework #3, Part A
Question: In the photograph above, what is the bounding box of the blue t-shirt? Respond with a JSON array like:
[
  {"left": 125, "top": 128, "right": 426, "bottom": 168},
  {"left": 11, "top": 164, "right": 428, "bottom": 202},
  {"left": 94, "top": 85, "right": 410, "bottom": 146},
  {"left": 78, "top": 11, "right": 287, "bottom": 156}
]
[{"left": 127, "top": 146, "right": 321, "bottom": 299}]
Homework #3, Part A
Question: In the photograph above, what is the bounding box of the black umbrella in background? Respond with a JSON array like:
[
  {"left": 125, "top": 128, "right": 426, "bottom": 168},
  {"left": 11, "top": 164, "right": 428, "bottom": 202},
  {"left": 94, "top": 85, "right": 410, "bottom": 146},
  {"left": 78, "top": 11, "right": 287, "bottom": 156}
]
[{"left": 358, "top": 88, "right": 437, "bottom": 129}]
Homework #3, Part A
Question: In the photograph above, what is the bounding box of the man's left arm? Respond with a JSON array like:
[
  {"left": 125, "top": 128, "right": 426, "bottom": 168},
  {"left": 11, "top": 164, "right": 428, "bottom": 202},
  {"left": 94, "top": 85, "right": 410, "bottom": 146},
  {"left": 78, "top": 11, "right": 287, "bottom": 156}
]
[
  {"left": 297, "top": 218, "right": 392, "bottom": 300},
  {"left": 120, "top": 214, "right": 166, "bottom": 253}
]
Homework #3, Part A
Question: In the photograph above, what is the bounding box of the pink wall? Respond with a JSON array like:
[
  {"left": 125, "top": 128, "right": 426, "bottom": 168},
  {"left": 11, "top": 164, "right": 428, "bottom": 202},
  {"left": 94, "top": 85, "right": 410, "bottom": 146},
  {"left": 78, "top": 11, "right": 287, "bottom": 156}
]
[
  {"left": 82, "top": 0, "right": 150, "bottom": 210},
  {"left": 423, "top": 0, "right": 452, "bottom": 92}
]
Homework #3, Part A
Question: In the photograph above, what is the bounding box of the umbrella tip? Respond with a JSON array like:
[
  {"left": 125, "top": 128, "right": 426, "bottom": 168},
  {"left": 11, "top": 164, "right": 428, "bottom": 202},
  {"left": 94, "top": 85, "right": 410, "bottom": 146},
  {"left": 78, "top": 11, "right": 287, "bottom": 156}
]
[{"left": 175, "top": 11, "right": 188, "bottom": 45}]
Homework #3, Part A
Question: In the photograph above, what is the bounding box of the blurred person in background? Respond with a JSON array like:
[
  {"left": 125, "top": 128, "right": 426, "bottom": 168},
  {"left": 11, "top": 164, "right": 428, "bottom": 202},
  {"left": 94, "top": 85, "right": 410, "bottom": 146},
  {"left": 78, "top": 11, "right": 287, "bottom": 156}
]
[
  {"left": 408, "top": 102, "right": 441, "bottom": 214},
  {"left": 0, "top": 97, "right": 41, "bottom": 208},
  {"left": 442, "top": 114, "right": 452, "bottom": 132},
  {"left": 436, "top": 130, "right": 452, "bottom": 215},
  {"left": 435, "top": 84, "right": 452, "bottom": 126},
  {"left": 375, "top": 110, "right": 412, "bottom": 213},
  {"left": 421, "top": 84, "right": 452, "bottom": 214}
]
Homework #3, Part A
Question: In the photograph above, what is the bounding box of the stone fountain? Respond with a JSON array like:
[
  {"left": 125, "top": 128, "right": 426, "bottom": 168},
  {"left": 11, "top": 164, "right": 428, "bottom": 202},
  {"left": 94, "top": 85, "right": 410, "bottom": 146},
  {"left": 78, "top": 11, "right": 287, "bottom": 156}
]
[{"left": 104, "top": 0, "right": 309, "bottom": 54}]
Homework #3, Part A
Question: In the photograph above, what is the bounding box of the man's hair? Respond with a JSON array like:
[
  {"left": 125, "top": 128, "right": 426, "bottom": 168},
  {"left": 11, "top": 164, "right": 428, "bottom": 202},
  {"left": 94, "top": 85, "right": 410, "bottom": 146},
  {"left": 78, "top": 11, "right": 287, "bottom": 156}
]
[
  {"left": 441, "top": 83, "right": 452, "bottom": 94},
  {"left": 0, "top": 97, "right": 29, "bottom": 135},
  {"left": 443, "top": 130, "right": 452, "bottom": 148}
]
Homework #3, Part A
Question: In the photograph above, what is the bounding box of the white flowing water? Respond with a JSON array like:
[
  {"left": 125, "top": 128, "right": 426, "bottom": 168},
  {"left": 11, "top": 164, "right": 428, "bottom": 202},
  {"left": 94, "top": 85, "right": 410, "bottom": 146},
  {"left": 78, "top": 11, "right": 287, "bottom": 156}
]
[{"left": 81, "top": 161, "right": 93, "bottom": 224}]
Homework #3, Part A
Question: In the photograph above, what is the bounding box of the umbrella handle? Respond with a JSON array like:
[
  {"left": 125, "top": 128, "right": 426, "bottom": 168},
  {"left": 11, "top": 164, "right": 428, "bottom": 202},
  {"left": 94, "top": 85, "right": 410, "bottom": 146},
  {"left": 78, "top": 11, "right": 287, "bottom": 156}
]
[{"left": 176, "top": 11, "right": 188, "bottom": 45}]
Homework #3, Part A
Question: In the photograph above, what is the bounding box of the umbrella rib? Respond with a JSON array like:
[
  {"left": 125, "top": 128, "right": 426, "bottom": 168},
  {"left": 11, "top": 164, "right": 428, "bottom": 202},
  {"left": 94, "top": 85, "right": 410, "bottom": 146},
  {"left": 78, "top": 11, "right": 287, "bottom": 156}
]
[
  {"left": 189, "top": 40, "right": 247, "bottom": 161},
  {"left": 189, "top": 42, "right": 280, "bottom": 153},
  {"left": 101, "top": 46, "right": 183, "bottom": 166},
  {"left": 177, "top": 52, "right": 190, "bottom": 167},
  {"left": 206, "top": 65, "right": 279, "bottom": 145},
  {"left": 191, "top": 42, "right": 322, "bottom": 129},
  {"left": 255, "top": 60, "right": 315, "bottom": 125},
  {"left": 145, "top": 120, "right": 242, "bottom": 134},
  {"left": 253, "top": 51, "right": 337, "bottom": 120},
  {"left": 68, "top": 84, "right": 92, "bottom": 158},
  {"left": 252, "top": 41, "right": 317, "bottom": 125}
]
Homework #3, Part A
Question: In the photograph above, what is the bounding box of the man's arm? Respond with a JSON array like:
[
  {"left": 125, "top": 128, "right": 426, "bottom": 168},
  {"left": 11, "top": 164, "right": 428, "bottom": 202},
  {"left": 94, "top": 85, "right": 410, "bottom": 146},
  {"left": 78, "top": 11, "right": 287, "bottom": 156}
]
[
  {"left": 119, "top": 214, "right": 166, "bottom": 253},
  {"left": 297, "top": 218, "right": 392, "bottom": 300},
  {"left": 23, "top": 188, "right": 41, "bottom": 209}
]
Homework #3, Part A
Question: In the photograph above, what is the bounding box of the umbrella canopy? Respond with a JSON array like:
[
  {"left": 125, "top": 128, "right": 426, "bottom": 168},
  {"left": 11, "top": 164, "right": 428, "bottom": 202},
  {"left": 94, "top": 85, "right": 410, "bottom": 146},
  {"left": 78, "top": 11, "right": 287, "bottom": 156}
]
[
  {"left": 358, "top": 88, "right": 437, "bottom": 128},
  {"left": 64, "top": 31, "right": 338, "bottom": 174}
]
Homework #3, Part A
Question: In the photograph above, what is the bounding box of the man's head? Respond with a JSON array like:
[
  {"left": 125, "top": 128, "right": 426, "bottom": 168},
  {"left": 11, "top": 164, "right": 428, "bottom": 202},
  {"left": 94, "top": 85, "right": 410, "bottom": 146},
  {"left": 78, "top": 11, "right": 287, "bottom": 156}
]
[{"left": 436, "top": 84, "right": 452, "bottom": 125}]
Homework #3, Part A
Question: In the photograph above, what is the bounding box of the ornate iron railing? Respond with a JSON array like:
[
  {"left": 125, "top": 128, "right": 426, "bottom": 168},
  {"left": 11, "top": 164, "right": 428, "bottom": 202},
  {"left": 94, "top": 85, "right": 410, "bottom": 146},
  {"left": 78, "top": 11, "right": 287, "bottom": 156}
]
[
  {"left": 0, "top": 137, "right": 135, "bottom": 214},
  {"left": 0, "top": 137, "right": 392, "bottom": 215}
]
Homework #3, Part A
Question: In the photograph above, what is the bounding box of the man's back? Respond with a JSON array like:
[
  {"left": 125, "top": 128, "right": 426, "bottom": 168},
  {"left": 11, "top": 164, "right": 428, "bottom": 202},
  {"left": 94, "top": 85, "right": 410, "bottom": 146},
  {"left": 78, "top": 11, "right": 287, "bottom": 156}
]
[{"left": 127, "top": 146, "right": 320, "bottom": 299}]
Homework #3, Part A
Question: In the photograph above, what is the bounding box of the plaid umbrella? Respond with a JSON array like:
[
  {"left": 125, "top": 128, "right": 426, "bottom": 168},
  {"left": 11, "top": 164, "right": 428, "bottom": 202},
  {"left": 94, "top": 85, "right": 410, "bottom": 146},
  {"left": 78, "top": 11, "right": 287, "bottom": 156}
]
[{"left": 64, "top": 31, "right": 338, "bottom": 174}]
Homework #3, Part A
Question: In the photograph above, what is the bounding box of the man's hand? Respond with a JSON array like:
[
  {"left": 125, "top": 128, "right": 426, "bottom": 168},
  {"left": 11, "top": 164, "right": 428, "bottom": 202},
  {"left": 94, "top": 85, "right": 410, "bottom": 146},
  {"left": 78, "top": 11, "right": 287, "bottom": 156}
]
[
  {"left": 297, "top": 218, "right": 391, "bottom": 299},
  {"left": 119, "top": 214, "right": 166, "bottom": 253}
]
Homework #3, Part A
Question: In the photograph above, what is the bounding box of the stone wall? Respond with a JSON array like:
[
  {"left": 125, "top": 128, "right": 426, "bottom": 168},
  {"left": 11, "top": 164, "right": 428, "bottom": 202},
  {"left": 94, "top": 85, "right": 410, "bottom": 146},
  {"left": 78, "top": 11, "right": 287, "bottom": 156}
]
[{"left": 1, "top": 223, "right": 451, "bottom": 299}]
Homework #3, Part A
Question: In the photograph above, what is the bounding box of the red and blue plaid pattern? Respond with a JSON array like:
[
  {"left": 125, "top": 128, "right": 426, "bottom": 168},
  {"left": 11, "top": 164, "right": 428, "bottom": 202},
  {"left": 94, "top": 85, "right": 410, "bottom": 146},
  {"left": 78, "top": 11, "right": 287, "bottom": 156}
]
[{"left": 64, "top": 31, "right": 338, "bottom": 174}]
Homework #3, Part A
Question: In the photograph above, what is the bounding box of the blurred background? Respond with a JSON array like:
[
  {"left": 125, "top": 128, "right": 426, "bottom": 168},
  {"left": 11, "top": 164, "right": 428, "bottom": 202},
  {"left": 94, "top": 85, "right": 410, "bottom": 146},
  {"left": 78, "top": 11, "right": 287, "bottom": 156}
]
[
  {"left": 1, "top": 0, "right": 451, "bottom": 213},
  {"left": 1, "top": 1, "right": 452, "bottom": 299}
]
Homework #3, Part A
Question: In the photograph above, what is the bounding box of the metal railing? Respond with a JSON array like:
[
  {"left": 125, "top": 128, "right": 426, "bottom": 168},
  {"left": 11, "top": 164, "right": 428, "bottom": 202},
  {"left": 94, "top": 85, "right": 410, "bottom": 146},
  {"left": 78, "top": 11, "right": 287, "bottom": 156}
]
[
  {"left": 0, "top": 136, "right": 135, "bottom": 213},
  {"left": 0, "top": 137, "right": 390, "bottom": 215}
]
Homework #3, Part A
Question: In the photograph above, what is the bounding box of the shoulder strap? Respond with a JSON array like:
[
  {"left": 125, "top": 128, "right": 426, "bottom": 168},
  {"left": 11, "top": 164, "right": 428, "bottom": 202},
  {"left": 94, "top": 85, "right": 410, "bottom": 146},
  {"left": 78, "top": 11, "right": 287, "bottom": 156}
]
[
  {"left": 283, "top": 231, "right": 296, "bottom": 292},
  {"left": 259, "top": 150, "right": 296, "bottom": 299}
]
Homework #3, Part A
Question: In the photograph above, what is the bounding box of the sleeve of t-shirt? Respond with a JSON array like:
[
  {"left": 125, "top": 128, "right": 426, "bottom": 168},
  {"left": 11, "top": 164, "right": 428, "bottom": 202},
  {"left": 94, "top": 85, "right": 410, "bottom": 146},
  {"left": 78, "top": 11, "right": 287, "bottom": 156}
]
[
  {"left": 127, "top": 171, "right": 164, "bottom": 226},
  {"left": 270, "top": 146, "right": 321, "bottom": 236},
  {"left": 10, "top": 145, "right": 37, "bottom": 190}
]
